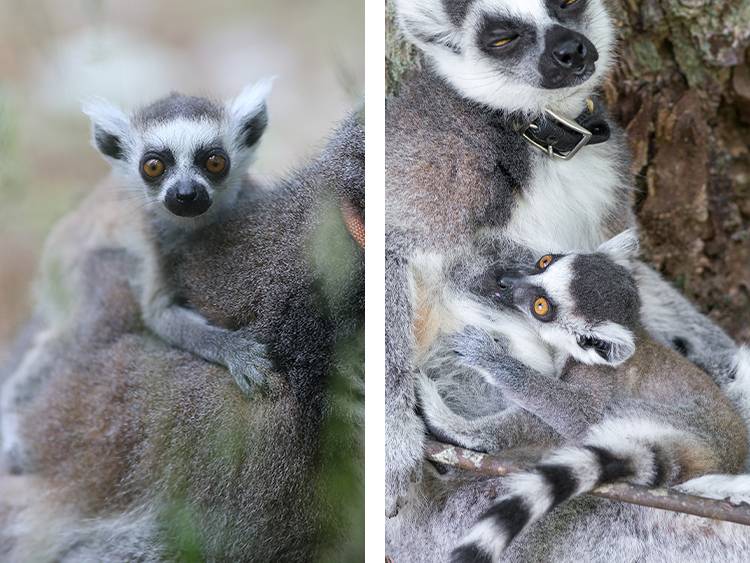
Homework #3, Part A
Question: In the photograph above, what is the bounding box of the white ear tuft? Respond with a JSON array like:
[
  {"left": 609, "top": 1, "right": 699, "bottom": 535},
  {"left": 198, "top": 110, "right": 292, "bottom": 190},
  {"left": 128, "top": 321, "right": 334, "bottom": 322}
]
[
  {"left": 597, "top": 229, "right": 640, "bottom": 267},
  {"left": 81, "top": 97, "right": 131, "bottom": 161},
  {"left": 394, "top": 0, "right": 464, "bottom": 53},
  {"left": 227, "top": 77, "right": 275, "bottom": 149},
  {"left": 589, "top": 322, "right": 636, "bottom": 366}
]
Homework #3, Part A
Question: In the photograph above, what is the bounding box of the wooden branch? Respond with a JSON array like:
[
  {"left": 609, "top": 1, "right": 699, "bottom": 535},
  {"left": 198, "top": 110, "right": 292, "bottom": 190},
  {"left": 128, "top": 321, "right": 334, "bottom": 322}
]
[{"left": 424, "top": 440, "right": 750, "bottom": 527}]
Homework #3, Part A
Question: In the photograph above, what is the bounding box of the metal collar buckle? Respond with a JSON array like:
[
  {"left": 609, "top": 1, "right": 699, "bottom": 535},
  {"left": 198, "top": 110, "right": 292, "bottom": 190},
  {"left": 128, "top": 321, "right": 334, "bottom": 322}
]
[{"left": 522, "top": 108, "right": 593, "bottom": 161}]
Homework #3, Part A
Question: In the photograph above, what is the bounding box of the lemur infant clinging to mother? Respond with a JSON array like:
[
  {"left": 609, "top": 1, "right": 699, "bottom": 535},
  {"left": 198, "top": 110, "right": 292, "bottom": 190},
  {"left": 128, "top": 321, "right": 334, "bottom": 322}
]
[
  {"left": 1, "top": 82, "right": 274, "bottom": 469},
  {"left": 82, "top": 82, "right": 275, "bottom": 394},
  {"left": 416, "top": 230, "right": 748, "bottom": 562}
]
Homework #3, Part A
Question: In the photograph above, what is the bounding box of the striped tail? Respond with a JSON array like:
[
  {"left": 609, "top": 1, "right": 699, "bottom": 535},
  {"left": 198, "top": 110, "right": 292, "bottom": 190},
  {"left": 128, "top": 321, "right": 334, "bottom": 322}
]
[{"left": 451, "top": 417, "right": 707, "bottom": 562}]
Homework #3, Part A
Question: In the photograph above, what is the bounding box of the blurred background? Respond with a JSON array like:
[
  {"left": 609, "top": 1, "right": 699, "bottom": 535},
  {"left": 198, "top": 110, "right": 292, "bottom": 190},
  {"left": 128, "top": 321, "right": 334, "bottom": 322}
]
[{"left": 0, "top": 0, "right": 364, "bottom": 358}]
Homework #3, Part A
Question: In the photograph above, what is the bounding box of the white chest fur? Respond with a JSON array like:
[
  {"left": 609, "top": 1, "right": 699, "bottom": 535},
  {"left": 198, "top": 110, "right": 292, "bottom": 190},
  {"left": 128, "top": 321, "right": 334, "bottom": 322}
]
[{"left": 503, "top": 144, "right": 623, "bottom": 255}]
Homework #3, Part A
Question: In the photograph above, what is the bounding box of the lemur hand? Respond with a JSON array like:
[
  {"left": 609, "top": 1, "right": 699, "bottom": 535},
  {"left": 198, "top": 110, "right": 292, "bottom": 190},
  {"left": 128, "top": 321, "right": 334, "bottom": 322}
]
[
  {"left": 444, "top": 325, "right": 512, "bottom": 371},
  {"left": 221, "top": 328, "right": 273, "bottom": 396}
]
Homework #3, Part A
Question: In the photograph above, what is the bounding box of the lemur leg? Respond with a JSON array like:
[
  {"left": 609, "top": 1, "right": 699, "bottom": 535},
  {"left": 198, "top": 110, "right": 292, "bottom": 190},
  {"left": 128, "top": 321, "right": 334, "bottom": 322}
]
[
  {"left": 445, "top": 326, "right": 605, "bottom": 440},
  {"left": 416, "top": 373, "right": 560, "bottom": 453},
  {"left": 634, "top": 262, "right": 740, "bottom": 386},
  {"left": 139, "top": 251, "right": 270, "bottom": 396},
  {"left": 385, "top": 233, "right": 425, "bottom": 517}
]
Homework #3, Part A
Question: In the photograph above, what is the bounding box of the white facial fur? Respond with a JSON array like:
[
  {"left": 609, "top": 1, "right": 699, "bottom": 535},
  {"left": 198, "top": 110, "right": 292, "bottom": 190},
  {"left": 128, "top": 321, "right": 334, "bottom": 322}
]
[
  {"left": 396, "top": 0, "right": 616, "bottom": 116},
  {"left": 82, "top": 78, "right": 273, "bottom": 228}
]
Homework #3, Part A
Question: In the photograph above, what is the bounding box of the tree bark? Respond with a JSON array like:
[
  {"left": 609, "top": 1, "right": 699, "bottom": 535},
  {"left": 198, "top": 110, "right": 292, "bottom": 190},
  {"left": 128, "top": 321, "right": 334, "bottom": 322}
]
[{"left": 385, "top": 0, "right": 750, "bottom": 342}]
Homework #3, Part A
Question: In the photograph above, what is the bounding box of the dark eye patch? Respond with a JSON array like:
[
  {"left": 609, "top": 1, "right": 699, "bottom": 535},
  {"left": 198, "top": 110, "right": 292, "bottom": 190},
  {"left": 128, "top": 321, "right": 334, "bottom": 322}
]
[
  {"left": 194, "top": 146, "right": 231, "bottom": 179},
  {"left": 546, "top": 0, "right": 588, "bottom": 22},
  {"left": 139, "top": 148, "right": 175, "bottom": 184},
  {"left": 477, "top": 15, "right": 537, "bottom": 59}
]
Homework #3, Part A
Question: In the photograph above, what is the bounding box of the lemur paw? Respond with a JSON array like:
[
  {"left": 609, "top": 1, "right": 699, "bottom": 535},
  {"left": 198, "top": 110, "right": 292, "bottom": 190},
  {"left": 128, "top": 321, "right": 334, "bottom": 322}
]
[
  {"left": 444, "top": 326, "right": 510, "bottom": 371},
  {"left": 385, "top": 408, "right": 425, "bottom": 517},
  {"left": 223, "top": 333, "right": 273, "bottom": 397}
]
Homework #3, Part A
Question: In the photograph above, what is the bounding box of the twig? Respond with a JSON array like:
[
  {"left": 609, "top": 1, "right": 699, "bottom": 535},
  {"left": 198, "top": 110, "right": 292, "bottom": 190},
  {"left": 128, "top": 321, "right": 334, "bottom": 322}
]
[{"left": 424, "top": 440, "right": 750, "bottom": 527}]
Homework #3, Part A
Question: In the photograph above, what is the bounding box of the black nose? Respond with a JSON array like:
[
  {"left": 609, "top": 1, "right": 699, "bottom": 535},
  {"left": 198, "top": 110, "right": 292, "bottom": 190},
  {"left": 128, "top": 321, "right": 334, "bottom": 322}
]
[
  {"left": 540, "top": 26, "right": 598, "bottom": 89},
  {"left": 498, "top": 276, "right": 514, "bottom": 290},
  {"left": 176, "top": 184, "right": 197, "bottom": 203},
  {"left": 552, "top": 37, "right": 588, "bottom": 72},
  {"left": 164, "top": 182, "right": 212, "bottom": 217}
]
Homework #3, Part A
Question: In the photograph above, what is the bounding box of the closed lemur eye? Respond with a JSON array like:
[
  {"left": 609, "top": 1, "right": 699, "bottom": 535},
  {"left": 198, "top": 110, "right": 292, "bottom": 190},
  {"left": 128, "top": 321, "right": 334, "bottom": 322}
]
[{"left": 489, "top": 34, "right": 518, "bottom": 49}]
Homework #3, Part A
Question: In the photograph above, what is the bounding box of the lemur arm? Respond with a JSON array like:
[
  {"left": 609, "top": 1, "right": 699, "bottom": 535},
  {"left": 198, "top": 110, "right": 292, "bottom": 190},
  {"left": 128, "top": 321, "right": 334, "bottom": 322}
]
[
  {"left": 446, "top": 326, "right": 605, "bottom": 440},
  {"left": 139, "top": 249, "right": 270, "bottom": 396},
  {"left": 385, "top": 231, "right": 426, "bottom": 517},
  {"left": 633, "top": 261, "right": 740, "bottom": 386},
  {"left": 417, "top": 373, "right": 561, "bottom": 453}
]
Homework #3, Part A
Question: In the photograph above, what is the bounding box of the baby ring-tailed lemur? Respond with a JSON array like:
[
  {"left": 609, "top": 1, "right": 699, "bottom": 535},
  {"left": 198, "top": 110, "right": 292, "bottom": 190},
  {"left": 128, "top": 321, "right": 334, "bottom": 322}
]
[
  {"left": 418, "top": 230, "right": 748, "bottom": 562},
  {"left": 81, "top": 82, "right": 274, "bottom": 394},
  {"left": 1, "top": 83, "right": 273, "bottom": 468}
]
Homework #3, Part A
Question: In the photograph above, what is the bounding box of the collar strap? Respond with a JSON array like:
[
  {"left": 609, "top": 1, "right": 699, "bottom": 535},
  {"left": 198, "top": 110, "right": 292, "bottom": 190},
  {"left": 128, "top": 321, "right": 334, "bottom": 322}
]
[
  {"left": 521, "top": 98, "right": 611, "bottom": 160},
  {"left": 341, "top": 200, "right": 365, "bottom": 249}
]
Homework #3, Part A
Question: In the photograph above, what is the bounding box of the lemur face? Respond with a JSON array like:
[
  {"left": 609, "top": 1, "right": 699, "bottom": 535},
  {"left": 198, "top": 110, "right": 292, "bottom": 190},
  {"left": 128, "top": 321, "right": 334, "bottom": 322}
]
[
  {"left": 396, "top": 0, "right": 615, "bottom": 114},
  {"left": 83, "top": 80, "right": 272, "bottom": 224},
  {"left": 481, "top": 230, "right": 642, "bottom": 366}
]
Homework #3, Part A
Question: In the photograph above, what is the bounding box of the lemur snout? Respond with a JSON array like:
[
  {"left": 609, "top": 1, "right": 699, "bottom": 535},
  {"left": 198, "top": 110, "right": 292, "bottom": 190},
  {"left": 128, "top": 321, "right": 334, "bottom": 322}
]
[
  {"left": 478, "top": 269, "right": 526, "bottom": 307},
  {"left": 164, "top": 181, "right": 212, "bottom": 217},
  {"left": 540, "top": 26, "right": 598, "bottom": 89},
  {"left": 552, "top": 37, "right": 589, "bottom": 73}
]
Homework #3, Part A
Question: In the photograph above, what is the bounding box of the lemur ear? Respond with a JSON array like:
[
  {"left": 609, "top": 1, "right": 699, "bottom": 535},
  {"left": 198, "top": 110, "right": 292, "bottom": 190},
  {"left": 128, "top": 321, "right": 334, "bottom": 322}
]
[
  {"left": 227, "top": 77, "right": 274, "bottom": 149},
  {"left": 582, "top": 322, "right": 636, "bottom": 366},
  {"left": 597, "top": 229, "right": 640, "bottom": 267},
  {"left": 394, "top": 0, "right": 464, "bottom": 53},
  {"left": 81, "top": 98, "right": 131, "bottom": 161}
]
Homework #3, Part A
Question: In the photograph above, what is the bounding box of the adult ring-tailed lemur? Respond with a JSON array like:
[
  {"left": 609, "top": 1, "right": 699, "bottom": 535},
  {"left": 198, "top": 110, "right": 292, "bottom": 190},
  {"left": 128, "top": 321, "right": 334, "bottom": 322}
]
[{"left": 385, "top": 0, "right": 750, "bottom": 554}]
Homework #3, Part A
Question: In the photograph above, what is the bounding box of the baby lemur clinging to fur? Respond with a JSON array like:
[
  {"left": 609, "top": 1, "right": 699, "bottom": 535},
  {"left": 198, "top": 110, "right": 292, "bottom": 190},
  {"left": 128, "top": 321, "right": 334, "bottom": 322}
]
[
  {"left": 1, "top": 83, "right": 273, "bottom": 469},
  {"left": 418, "top": 231, "right": 747, "bottom": 562},
  {"left": 83, "top": 82, "right": 275, "bottom": 393}
]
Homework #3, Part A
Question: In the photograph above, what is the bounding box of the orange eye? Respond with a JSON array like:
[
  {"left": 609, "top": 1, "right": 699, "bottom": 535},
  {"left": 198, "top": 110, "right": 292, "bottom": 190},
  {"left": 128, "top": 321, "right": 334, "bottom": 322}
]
[
  {"left": 142, "top": 158, "right": 165, "bottom": 178},
  {"left": 537, "top": 255, "right": 553, "bottom": 270},
  {"left": 206, "top": 154, "right": 227, "bottom": 174},
  {"left": 562, "top": 0, "right": 578, "bottom": 6},
  {"left": 533, "top": 297, "right": 551, "bottom": 318}
]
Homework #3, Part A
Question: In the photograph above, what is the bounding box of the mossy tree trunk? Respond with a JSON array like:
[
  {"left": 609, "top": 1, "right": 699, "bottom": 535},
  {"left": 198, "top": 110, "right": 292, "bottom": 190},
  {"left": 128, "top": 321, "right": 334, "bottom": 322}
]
[{"left": 386, "top": 0, "right": 750, "bottom": 342}]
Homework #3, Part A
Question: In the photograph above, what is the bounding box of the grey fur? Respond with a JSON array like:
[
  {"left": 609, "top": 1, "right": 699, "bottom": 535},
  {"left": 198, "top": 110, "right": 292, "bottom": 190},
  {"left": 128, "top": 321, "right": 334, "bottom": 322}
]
[
  {"left": 1, "top": 111, "right": 364, "bottom": 561},
  {"left": 441, "top": 0, "right": 476, "bottom": 26},
  {"left": 385, "top": 0, "right": 636, "bottom": 514},
  {"left": 386, "top": 0, "right": 748, "bottom": 557},
  {"left": 1, "top": 86, "right": 277, "bottom": 469},
  {"left": 408, "top": 241, "right": 748, "bottom": 561},
  {"left": 445, "top": 244, "right": 746, "bottom": 559},
  {"left": 133, "top": 92, "right": 224, "bottom": 126},
  {"left": 571, "top": 253, "right": 640, "bottom": 329}
]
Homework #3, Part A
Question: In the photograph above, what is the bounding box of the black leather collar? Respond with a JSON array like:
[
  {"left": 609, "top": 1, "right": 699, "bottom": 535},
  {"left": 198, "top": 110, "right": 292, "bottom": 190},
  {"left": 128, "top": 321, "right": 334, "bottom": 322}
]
[{"left": 520, "top": 98, "right": 611, "bottom": 160}]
